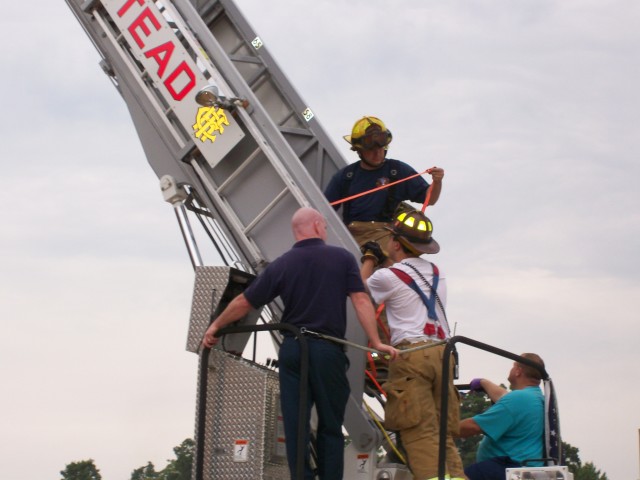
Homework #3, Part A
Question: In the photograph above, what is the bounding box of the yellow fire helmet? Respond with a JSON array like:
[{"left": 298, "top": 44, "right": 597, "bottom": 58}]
[
  {"left": 343, "top": 116, "right": 393, "bottom": 151},
  {"left": 384, "top": 209, "right": 440, "bottom": 254}
]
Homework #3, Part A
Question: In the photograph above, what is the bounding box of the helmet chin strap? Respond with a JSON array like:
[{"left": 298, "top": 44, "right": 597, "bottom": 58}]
[{"left": 397, "top": 236, "right": 422, "bottom": 256}]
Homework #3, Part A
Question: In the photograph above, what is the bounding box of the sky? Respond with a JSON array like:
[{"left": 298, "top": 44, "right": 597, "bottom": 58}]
[{"left": 1, "top": 1, "right": 639, "bottom": 479}]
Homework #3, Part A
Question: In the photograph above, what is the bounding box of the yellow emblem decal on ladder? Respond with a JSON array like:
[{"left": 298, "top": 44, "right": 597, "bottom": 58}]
[{"left": 192, "top": 106, "right": 230, "bottom": 143}]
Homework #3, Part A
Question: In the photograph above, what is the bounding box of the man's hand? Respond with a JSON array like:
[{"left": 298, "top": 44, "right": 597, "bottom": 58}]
[
  {"left": 360, "top": 241, "right": 386, "bottom": 266},
  {"left": 427, "top": 166, "right": 445, "bottom": 182},
  {"left": 202, "top": 323, "right": 220, "bottom": 349},
  {"left": 469, "top": 378, "right": 485, "bottom": 393},
  {"left": 200, "top": 293, "right": 253, "bottom": 350},
  {"left": 372, "top": 342, "right": 399, "bottom": 361}
]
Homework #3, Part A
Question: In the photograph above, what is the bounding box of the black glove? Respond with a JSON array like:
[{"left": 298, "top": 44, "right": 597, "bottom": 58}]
[{"left": 360, "top": 241, "right": 387, "bottom": 266}]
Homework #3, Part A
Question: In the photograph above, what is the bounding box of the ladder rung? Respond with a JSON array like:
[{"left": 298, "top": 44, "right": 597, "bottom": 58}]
[
  {"left": 243, "top": 187, "right": 290, "bottom": 235},
  {"left": 217, "top": 147, "right": 263, "bottom": 194}
]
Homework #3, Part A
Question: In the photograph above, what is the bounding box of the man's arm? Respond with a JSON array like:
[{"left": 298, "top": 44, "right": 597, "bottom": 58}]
[
  {"left": 458, "top": 417, "right": 483, "bottom": 438},
  {"left": 360, "top": 257, "right": 377, "bottom": 292},
  {"left": 427, "top": 166, "right": 444, "bottom": 205},
  {"left": 202, "top": 293, "right": 253, "bottom": 348},
  {"left": 349, "top": 291, "right": 397, "bottom": 359},
  {"left": 474, "top": 378, "right": 508, "bottom": 403}
]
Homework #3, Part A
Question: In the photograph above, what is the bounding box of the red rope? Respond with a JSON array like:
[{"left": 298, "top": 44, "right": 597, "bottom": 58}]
[
  {"left": 365, "top": 369, "right": 387, "bottom": 398},
  {"left": 329, "top": 168, "right": 432, "bottom": 206},
  {"left": 366, "top": 351, "right": 377, "bottom": 377},
  {"left": 375, "top": 303, "right": 390, "bottom": 343},
  {"left": 421, "top": 182, "right": 433, "bottom": 213}
]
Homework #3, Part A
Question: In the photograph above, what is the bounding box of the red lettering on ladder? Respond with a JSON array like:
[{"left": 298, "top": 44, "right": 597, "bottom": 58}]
[
  {"left": 164, "top": 61, "right": 196, "bottom": 101},
  {"left": 128, "top": 7, "right": 161, "bottom": 49},
  {"left": 145, "top": 41, "right": 175, "bottom": 77},
  {"left": 115, "top": 0, "right": 197, "bottom": 102},
  {"left": 117, "top": 0, "right": 145, "bottom": 17}
]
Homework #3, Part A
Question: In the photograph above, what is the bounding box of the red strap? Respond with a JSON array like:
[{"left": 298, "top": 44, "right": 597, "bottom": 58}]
[
  {"left": 389, "top": 267, "right": 413, "bottom": 285},
  {"left": 421, "top": 182, "right": 433, "bottom": 213},
  {"left": 424, "top": 323, "right": 446, "bottom": 340},
  {"left": 389, "top": 266, "right": 445, "bottom": 340},
  {"left": 329, "top": 168, "right": 431, "bottom": 206},
  {"left": 375, "top": 303, "right": 390, "bottom": 343}
]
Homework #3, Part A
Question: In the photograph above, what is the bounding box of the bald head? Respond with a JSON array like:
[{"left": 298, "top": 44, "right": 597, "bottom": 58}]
[{"left": 291, "top": 207, "right": 327, "bottom": 241}]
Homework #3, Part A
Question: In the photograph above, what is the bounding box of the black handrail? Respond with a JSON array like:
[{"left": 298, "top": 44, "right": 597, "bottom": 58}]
[
  {"left": 196, "top": 323, "right": 308, "bottom": 480},
  {"left": 437, "top": 336, "right": 549, "bottom": 480}
]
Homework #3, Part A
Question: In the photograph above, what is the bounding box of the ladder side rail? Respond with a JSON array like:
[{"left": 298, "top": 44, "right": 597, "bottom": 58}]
[
  {"left": 215, "top": 0, "right": 350, "bottom": 177},
  {"left": 172, "top": 0, "right": 354, "bottom": 252},
  {"left": 193, "top": 0, "right": 349, "bottom": 189}
]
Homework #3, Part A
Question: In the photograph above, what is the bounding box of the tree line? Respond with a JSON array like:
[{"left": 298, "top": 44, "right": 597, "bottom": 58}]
[
  {"left": 61, "top": 439, "right": 193, "bottom": 480},
  {"left": 61, "top": 393, "right": 608, "bottom": 479}
]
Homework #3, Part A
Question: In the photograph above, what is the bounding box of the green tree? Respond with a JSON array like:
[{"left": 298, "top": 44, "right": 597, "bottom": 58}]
[
  {"left": 562, "top": 441, "right": 581, "bottom": 470},
  {"left": 162, "top": 438, "right": 194, "bottom": 480},
  {"left": 131, "top": 462, "right": 159, "bottom": 480},
  {"left": 130, "top": 439, "right": 194, "bottom": 480},
  {"left": 60, "top": 459, "right": 102, "bottom": 480},
  {"left": 574, "top": 462, "right": 608, "bottom": 480},
  {"left": 456, "top": 390, "right": 493, "bottom": 467},
  {"left": 561, "top": 442, "right": 608, "bottom": 480}
]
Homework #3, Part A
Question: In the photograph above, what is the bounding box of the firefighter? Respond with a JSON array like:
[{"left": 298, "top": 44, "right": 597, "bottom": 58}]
[
  {"left": 325, "top": 117, "right": 445, "bottom": 368},
  {"left": 360, "top": 210, "right": 464, "bottom": 480},
  {"left": 324, "top": 116, "right": 444, "bottom": 251}
]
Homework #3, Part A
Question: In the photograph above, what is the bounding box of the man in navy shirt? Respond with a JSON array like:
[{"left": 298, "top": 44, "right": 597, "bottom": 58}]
[
  {"left": 324, "top": 116, "right": 444, "bottom": 248},
  {"left": 202, "top": 207, "right": 397, "bottom": 480}
]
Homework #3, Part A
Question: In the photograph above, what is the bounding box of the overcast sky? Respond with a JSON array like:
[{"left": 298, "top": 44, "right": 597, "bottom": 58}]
[{"left": 2, "top": 1, "right": 639, "bottom": 479}]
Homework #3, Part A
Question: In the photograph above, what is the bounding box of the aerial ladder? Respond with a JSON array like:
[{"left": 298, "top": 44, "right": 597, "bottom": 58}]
[
  {"left": 66, "top": 1, "right": 570, "bottom": 479},
  {"left": 65, "top": 0, "right": 410, "bottom": 478}
]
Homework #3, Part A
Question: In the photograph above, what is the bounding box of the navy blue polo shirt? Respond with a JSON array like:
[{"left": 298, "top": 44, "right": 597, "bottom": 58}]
[{"left": 243, "top": 238, "right": 365, "bottom": 339}]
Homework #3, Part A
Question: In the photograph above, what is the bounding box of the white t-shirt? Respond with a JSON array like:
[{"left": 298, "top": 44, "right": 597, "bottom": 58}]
[{"left": 367, "top": 257, "right": 449, "bottom": 346}]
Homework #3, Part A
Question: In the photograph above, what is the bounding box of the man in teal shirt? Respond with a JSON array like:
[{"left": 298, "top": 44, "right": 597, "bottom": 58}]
[{"left": 458, "top": 353, "right": 545, "bottom": 480}]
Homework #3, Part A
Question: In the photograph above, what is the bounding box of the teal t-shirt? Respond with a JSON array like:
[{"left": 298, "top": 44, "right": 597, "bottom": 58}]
[{"left": 474, "top": 386, "right": 544, "bottom": 465}]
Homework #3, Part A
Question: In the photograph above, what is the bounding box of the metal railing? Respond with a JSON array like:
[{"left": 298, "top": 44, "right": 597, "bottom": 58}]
[{"left": 438, "top": 336, "right": 550, "bottom": 480}]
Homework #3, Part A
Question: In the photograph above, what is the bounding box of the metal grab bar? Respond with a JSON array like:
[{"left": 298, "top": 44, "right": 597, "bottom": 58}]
[{"left": 438, "top": 336, "right": 550, "bottom": 480}]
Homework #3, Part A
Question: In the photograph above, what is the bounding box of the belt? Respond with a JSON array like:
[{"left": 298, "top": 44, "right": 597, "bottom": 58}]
[
  {"left": 394, "top": 338, "right": 440, "bottom": 349},
  {"left": 348, "top": 220, "right": 390, "bottom": 226},
  {"left": 282, "top": 329, "right": 343, "bottom": 342}
]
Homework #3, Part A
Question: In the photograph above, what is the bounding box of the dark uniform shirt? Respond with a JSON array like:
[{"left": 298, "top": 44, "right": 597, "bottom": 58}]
[
  {"left": 243, "top": 238, "right": 365, "bottom": 339},
  {"left": 324, "top": 159, "right": 429, "bottom": 224}
]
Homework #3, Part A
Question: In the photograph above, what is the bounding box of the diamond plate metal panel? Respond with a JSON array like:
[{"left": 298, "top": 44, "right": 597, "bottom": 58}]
[
  {"left": 186, "top": 266, "right": 260, "bottom": 354},
  {"left": 196, "top": 349, "right": 289, "bottom": 479}
]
